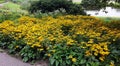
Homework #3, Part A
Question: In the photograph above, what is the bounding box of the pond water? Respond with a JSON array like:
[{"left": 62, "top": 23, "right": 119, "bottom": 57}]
[{"left": 86, "top": 7, "right": 120, "bottom": 17}]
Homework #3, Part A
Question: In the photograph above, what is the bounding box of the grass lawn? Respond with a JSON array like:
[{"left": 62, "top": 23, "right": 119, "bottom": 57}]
[
  {"left": 2, "top": 2, "right": 21, "bottom": 10},
  {"left": 1, "top": 2, "right": 28, "bottom": 14},
  {"left": 0, "top": 0, "right": 5, "bottom": 3},
  {"left": 98, "top": 17, "right": 120, "bottom": 22}
]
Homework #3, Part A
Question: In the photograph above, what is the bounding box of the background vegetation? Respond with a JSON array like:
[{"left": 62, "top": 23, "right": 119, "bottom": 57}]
[{"left": 28, "top": 0, "right": 86, "bottom": 15}]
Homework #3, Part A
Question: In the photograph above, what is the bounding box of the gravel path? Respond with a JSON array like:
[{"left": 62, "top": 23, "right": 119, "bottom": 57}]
[{"left": 0, "top": 52, "right": 32, "bottom": 66}]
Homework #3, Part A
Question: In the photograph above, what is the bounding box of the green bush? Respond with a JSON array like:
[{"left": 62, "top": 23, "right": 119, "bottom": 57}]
[
  {"left": 109, "top": 2, "right": 120, "bottom": 8},
  {"left": 81, "top": 0, "right": 107, "bottom": 10},
  {"left": 0, "top": 34, "right": 14, "bottom": 49},
  {"left": 20, "top": 45, "right": 44, "bottom": 62},
  {"left": 32, "top": 8, "right": 66, "bottom": 18},
  {"left": 28, "top": 0, "right": 86, "bottom": 15},
  {"left": 106, "top": 20, "right": 120, "bottom": 30},
  {"left": 0, "top": 11, "right": 22, "bottom": 23}
]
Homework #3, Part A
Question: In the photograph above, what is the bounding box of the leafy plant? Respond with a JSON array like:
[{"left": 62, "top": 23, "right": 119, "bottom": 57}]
[
  {"left": 28, "top": 0, "right": 86, "bottom": 15},
  {"left": 0, "top": 34, "right": 14, "bottom": 49},
  {"left": 20, "top": 45, "right": 44, "bottom": 62}
]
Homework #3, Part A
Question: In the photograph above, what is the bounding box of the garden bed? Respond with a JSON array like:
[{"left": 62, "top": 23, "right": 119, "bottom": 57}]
[{"left": 0, "top": 15, "right": 120, "bottom": 66}]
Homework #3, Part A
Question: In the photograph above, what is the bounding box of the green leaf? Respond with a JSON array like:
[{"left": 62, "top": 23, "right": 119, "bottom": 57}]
[
  {"left": 78, "top": 54, "right": 83, "bottom": 60},
  {"left": 86, "top": 63, "right": 90, "bottom": 66},
  {"left": 0, "top": 48, "right": 4, "bottom": 53},
  {"left": 80, "top": 59, "right": 86, "bottom": 64},
  {"left": 56, "top": 61, "right": 59, "bottom": 66},
  {"left": 66, "top": 60, "right": 70, "bottom": 64},
  {"left": 50, "top": 58, "right": 55, "bottom": 65},
  {"left": 90, "top": 62, "right": 99, "bottom": 66},
  {"left": 23, "top": 57, "right": 28, "bottom": 62}
]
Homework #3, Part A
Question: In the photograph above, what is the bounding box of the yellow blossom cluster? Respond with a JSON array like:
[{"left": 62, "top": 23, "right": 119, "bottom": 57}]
[
  {"left": 85, "top": 42, "right": 110, "bottom": 61},
  {"left": 110, "top": 61, "right": 115, "bottom": 66},
  {"left": 0, "top": 15, "right": 120, "bottom": 63}
]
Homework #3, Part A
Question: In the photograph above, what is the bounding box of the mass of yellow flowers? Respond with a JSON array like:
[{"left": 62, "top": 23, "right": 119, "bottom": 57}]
[{"left": 0, "top": 15, "right": 120, "bottom": 64}]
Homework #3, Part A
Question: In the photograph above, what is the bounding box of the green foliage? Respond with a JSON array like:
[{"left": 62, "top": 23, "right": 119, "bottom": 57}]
[
  {"left": 47, "top": 43, "right": 101, "bottom": 66},
  {"left": 109, "top": 2, "right": 120, "bottom": 8},
  {"left": 2, "top": 2, "right": 20, "bottom": 10},
  {"left": 104, "top": 38, "right": 120, "bottom": 66},
  {"left": 0, "top": 0, "right": 5, "bottom": 3},
  {"left": 10, "top": 0, "right": 34, "bottom": 10},
  {"left": 106, "top": 20, "right": 120, "bottom": 30},
  {"left": 28, "top": 0, "right": 86, "bottom": 15},
  {"left": 20, "top": 45, "right": 43, "bottom": 62},
  {"left": 0, "top": 34, "right": 44, "bottom": 62},
  {"left": 116, "top": 0, "right": 120, "bottom": 3},
  {"left": 0, "top": 11, "right": 21, "bottom": 23},
  {"left": 32, "top": 9, "right": 66, "bottom": 18},
  {"left": 8, "top": 39, "right": 26, "bottom": 54},
  {"left": 1, "top": 2, "right": 28, "bottom": 13},
  {"left": 81, "top": 0, "right": 109, "bottom": 10},
  {"left": 0, "top": 2, "right": 28, "bottom": 22},
  {"left": 47, "top": 43, "right": 86, "bottom": 66},
  {"left": 0, "top": 34, "right": 14, "bottom": 49}
]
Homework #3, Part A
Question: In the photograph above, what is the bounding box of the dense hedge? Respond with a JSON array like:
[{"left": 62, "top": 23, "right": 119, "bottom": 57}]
[{"left": 28, "top": 0, "right": 86, "bottom": 15}]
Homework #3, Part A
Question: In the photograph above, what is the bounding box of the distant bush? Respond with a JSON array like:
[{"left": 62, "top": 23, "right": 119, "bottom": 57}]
[
  {"left": 32, "top": 9, "right": 66, "bottom": 18},
  {"left": 81, "top": 0, "right": 107, "bottom": 10},
  {"left": 28, "top": 0, "right": 86, "bottom": 15},
  {"left": 0, "top": 11, "right": 21, "bottom": 23},
  {"left": 109, "top": 2, "right": 120, "bottom": 8}
]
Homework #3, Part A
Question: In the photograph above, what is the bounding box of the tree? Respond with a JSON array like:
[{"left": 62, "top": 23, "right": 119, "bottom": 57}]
[
  {"left": 81, "top": 0, "right": 110, "bottom": 9},
  {"left": 28, "top": 0, "right": 86, "bottom": 15},
  {"left": 115, "top": 0, "right": 120, "bottom": 3}
]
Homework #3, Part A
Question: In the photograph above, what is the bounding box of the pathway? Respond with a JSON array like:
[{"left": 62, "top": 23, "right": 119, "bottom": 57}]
[
  {"left": 0, "top": 52, "right": 32, "bottom": 66},
  {"left": 0, "top": 48, "right": 48, "bottom": 66}
]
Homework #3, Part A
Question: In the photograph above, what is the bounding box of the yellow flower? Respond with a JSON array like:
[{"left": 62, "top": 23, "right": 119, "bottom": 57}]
[
  {"left": 113, "top": 39, "right": 116, "bottom": 41},
  {"left": 68, "top": 55, "right": 73, "bottom": 58},
  {"left": 40, "top": 48, "right": 44, "bottom": 51},
  {"left": 53, "top": 46, "right": 56, "bottom": 48},
  {"left": 94, "top": 52, "right": 98, "bottom": 56},
  {"left": 85, "top": 50, "right": 91, "bottom": 56},
  {"left": 67, "top": 39, "right": 75, "bottom": 46},
  {"left": 47, "top": 54, "right": 51, "bottom": 57},
  {"left": 15, "top": 46, "right": 19, "bottom": 49},
  {"left": 51, "top": 50, "right": 56, "bottom": 53},
  {"left": 38, "top": 36, "right": 44, "bottom": 41},
  {"left": 72, "top": 58, "right": 77, "bottom": 62},
  {"left": 46, "top": 47, "right": 50, "bottom": 50},
  {"left": 99, "top": 56, "right": 105, "bottom": 61},
  {"left": 88, "top": 39, "right": 94, "bottom": 44},
  {"left": 110, "top": 62, "right": 115, "bottom": 66},
  {"left": 81, "top": 42, "right": 85, "bottom": 44}
]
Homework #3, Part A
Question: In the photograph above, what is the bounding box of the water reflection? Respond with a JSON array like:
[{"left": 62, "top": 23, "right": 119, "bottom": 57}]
[{"left": 86, "top": 7, "right": 120, "bottom": 17}]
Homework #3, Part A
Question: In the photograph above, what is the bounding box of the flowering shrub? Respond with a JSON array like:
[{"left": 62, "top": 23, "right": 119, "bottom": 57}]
[{"left": 0, "top": 15, "right": 120, "bottom": 66}]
